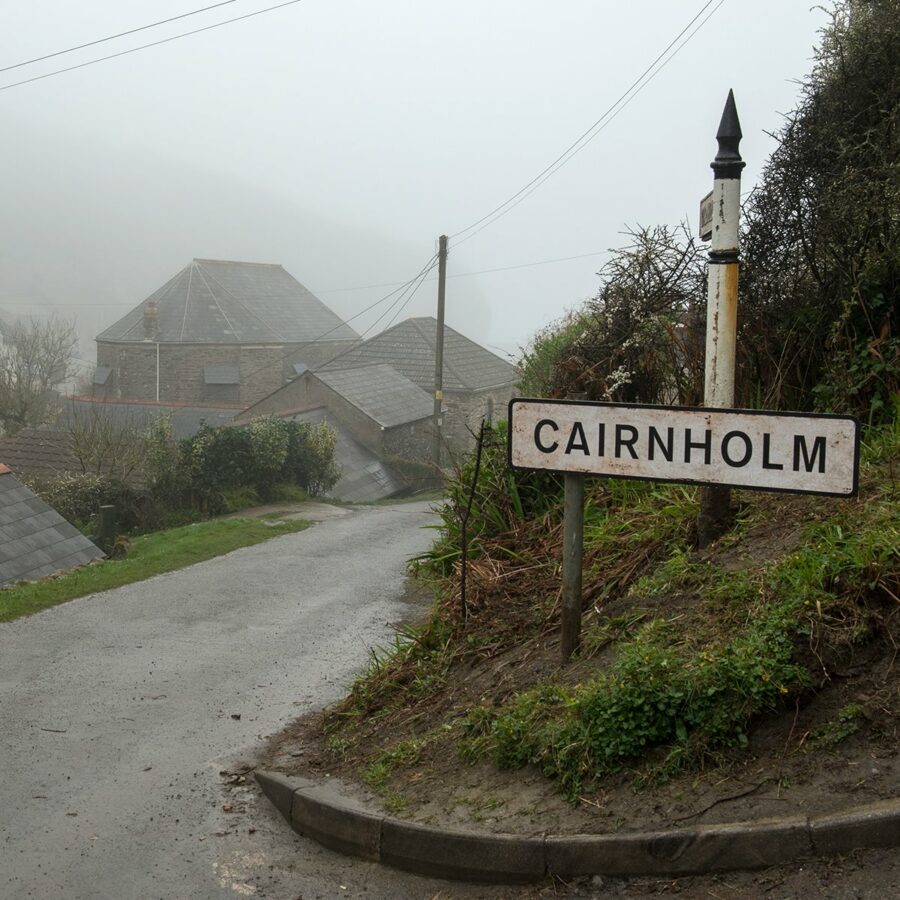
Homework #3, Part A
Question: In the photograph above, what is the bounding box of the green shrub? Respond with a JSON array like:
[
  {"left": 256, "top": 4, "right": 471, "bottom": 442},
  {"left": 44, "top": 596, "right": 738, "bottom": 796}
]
[
  {"left": 176, "top": 416, "right": 340, "bottom": 511},
  {"left": 418, "top": 421, "right": 563, "bottom": 577},
  {"left": 282, "top": 419, "right": 340, "bottom": 496}
]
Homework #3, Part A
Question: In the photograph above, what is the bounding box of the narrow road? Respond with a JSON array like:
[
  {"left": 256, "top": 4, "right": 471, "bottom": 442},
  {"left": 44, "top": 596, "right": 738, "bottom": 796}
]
[{"left": 0, "top": 501, "right": 508, "bottom": 900}]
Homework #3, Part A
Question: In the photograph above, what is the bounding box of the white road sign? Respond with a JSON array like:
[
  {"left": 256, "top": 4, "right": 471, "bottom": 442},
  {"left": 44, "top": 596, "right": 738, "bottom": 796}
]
[
  {"left": 699, "top": 189, "right": 714, "bottom": 241},
  {"left": 508, "top": 399, "right": 860, "bottom": 496}
]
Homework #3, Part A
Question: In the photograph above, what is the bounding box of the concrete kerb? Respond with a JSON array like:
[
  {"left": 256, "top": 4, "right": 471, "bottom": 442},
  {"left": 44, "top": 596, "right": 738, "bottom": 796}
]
[{"left": 255, "top": 771, "right": 900, "bottom": 884}]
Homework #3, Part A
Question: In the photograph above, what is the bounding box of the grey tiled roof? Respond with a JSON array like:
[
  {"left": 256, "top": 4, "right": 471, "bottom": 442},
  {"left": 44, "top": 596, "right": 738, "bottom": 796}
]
[
  {"left": 93, "top": 366, "right": 112, "bottom": 385},
  {"left": 319, "top": 317, "right": 518, "bottom": 392},
  {"left": 315, "top": 364, "right": 433, "bottom": 428},
  {"left": 61, "top": 398, "right": 241, "bottom": 440},
  {"left": 0, "top": 469, "right": 104, "bottom": 586},
  {"left": 290, "top": 408, "right": 404, "bottom": 503},
  {"left": 96, "top": 259, "right": 360, "bottom": 345}
]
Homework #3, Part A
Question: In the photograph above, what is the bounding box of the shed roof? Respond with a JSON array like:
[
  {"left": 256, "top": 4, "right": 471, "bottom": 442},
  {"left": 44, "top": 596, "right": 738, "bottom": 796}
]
[
  {"left": 289, "top": 408, "right": 404, "bottom": 502},
  {"left": 315, "top": 364, "right": 433, "bottom": 428},
  {"left": 0, "top": 468, "right": 104, "bottom": 586},
  {"left": 318, "top": 317, "right": 518, "bottom": 392},
  {"left": 96, "top": 259, "right": 359, "bottom": 345}
]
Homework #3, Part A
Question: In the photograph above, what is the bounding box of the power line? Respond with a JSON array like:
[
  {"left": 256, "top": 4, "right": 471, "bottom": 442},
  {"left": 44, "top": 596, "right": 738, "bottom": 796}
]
[
  {"left": 234, "top": 253, "right": 439, "bottom": 389},
  {"left": 314, "top": 249, "right": 610, "bottom": 294},
  {"left": 0, "top": 1, "right": 240, "bottom": 74},
  {"left": 449, "top": 0, "right": 727, "bottom": 246},
  {"left": 0, "top": 0, "right": 305, "bottom": 92},
  {"left": 313, "top": 259, "right": 438, "bottom": 373},
  {"left": 0, "top": 248, "right": 608, "bottom": 311}
]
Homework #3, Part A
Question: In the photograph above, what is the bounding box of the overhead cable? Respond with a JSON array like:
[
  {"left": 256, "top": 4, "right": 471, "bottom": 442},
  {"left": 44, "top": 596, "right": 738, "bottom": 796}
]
[
  {"left": 234, "top": 253, "right": 439, "bottom": 387},
  {"left": 0, "top": 1, "right": 240, "bottom": 74},
  {"left": 0, "top": 0, "right": 305, "bottom": 92},
  {"left": 449, "top": 0, "right": 727, "bottom": 246}
]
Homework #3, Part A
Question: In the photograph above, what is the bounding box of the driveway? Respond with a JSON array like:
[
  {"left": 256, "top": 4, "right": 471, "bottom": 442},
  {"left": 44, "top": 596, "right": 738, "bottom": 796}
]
[{"left": 0, "top": 500, "right": 510, "bottom": 900}]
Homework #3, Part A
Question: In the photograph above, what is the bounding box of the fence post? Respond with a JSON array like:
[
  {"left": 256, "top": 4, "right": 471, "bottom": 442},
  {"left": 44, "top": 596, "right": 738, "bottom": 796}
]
[{"left": 96, "top": 504, "right": 117, "bottom": 555}]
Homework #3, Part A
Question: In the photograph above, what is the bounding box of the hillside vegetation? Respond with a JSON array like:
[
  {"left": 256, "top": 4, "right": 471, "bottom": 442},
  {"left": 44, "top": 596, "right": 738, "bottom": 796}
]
[{"left": 269, "top": 0, "right": 899, "bottom": 829}]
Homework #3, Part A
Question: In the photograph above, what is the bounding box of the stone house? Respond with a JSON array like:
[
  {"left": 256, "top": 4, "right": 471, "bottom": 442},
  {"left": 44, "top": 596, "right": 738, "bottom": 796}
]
[
  {"left": 235, "top": 363, "right": 434, "bottom": 464},
  {"left": 94, "top": 259, "right": 359, "bottom": 406},
  {"left": 318, "top": 316, "right": 519, "bottom": 455}
]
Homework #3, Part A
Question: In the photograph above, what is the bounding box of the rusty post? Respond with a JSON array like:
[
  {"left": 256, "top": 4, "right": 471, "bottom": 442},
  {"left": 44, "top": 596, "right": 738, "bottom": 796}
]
[
  {"left": 698, "top": 90, "right": 745, "bottom": 547},
  {"left": 560, "top": 392, "right": 586, "bottom": 662}
]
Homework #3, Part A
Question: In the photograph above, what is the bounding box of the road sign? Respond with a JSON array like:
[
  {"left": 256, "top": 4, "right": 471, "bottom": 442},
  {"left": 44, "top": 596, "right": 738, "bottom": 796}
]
[
  {"left": 508, "top": 399, "right": 860, "bottom": 497},
  {"left": 699, "top": 189, "right": 714, "bottom": 241}
]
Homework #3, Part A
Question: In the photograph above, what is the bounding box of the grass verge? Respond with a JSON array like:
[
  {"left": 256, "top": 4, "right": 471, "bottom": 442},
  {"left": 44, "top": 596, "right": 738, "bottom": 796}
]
[
  {"left": 318, "top": 422, "right": 899, "bottom": 807},
  {"left": 0, "top": 517, "right": 311, "bottom": 624}
]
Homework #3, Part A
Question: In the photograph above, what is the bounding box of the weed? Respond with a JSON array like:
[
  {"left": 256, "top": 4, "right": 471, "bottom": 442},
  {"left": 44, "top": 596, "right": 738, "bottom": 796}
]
[
  {"left": 581, "top": 610, "right": 648, "bottom": 657},
  {"left": 807, "top": 704, "right": 865, "bottom": 749},
  {"left": 363, "top": 737, "right": 429, "bottom": 802}
]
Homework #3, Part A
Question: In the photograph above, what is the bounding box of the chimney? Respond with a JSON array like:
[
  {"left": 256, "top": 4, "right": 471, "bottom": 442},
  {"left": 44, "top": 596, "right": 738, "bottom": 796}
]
[{"left": 143, "top": 301, "right": 159, "bottom": 341}]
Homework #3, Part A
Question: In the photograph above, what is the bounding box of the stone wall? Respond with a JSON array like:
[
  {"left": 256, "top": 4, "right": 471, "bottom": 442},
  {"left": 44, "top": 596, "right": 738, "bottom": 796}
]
[
  {"left": 383, "top": 418, "right": 433, "bottom": 464},
  {"left": 96, "top": 340, "right": 359, "bottom": 406},
  {"left": 442, "top": 383, "right": 518, "bottom": 457}
]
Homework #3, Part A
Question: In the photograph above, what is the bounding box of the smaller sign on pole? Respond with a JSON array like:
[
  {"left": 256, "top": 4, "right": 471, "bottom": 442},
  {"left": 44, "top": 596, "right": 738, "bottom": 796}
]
[
  {"left": 699, "top": 189, "right": 714, "bottom": 242},
  {"left": 509, "top": 399, "right": 860, "bottom": 497}
]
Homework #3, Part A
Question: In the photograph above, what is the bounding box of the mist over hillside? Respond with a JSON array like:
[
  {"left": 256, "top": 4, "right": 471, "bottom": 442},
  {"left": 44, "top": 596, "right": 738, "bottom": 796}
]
[{"left": 0, "top": 114, "right": 491, "bottom": 376}]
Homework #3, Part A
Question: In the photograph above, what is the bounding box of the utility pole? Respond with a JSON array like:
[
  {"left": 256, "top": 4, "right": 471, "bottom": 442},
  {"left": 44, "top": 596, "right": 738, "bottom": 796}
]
[
  {"left": 698, "top": 90, "right": 745, "bottom": 546},
  {"left": 432, "top": 235, "right": 448, "bottom": 469}
]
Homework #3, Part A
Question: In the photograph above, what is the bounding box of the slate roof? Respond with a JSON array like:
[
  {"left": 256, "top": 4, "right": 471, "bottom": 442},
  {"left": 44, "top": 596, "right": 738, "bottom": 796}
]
[
  {"left": 0, "top": 429, "right": 79, "bottom": 478},
  {"left": 0, "top": 466, "right": 104, "bottom": 586},
  {"left": 318, "top": 317, "right": 518, "bottom": 392},
  {"left": 290, "top": 408, "right": 404, "bottom": 503},
  {"left": 96, "top": 259, "right": 359, "bottom": 345},
  {"left": 315, "top": 364, "right": 433, "bottom": 428},
  {"left": 61, "top": 398, "right": 241, "bottom": 440}
]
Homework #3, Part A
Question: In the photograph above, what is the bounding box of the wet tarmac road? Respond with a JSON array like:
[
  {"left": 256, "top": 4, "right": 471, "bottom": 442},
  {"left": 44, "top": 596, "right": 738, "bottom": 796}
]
[{"left": 0, "top": 501, "right": 513, "bottom": 900}]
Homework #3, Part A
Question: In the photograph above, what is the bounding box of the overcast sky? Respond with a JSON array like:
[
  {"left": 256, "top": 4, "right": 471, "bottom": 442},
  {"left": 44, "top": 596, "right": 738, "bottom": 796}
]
[{"left": 0, "top": 1, "right": 826, "bottom": 371}]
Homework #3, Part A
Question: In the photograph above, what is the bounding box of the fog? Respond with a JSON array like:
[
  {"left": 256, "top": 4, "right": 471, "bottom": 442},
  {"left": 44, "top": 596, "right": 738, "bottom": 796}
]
[{"left": 1, "top": 1, "right": 825, "bottom": 374}]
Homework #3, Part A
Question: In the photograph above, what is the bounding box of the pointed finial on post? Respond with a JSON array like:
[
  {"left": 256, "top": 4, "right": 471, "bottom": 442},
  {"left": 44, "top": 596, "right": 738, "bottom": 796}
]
[{"left": 712, "top": 89, "right": 746, "bottom": 177}]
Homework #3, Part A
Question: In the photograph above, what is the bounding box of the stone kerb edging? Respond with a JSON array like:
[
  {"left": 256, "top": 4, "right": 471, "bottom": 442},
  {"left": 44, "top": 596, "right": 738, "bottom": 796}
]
[{"left": 256, "top": 771, "right": 900, "bottom": 884}]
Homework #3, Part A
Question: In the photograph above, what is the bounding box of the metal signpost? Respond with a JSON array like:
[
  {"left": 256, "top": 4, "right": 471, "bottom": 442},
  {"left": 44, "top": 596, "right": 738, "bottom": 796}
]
[
  {"left": 699, "top": 89, "right": 745, "bottom": 545},
  {"left": 507, "top": 92, "right": 861, "bottom": 662}
]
